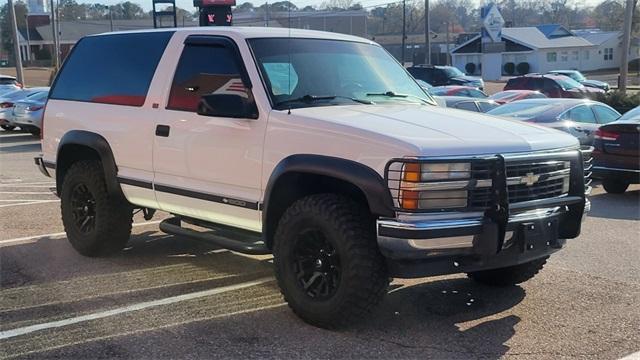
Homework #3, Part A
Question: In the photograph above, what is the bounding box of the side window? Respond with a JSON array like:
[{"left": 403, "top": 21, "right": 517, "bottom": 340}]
[
  {"left": 530, "top": 78, "right": 543, "bottom": 90},
  {"left": 543, "top": 78, "right": 560, "bottom": 91},
  {"left": 455, "top": 101, "right": 479, "bottom": 112},
  {"left": 592, "top": 105, "right": 620, "bottom": 124},
  {"left": 50, "top": 32, "right": 173, "bottom": 106},
  {"left": 478, "top": 101, "right": 499, "bottom": 112},
  {"left": 167, "top": 44, "right": 244, "bottom": 112},
  {"left": 433, "top": 70, "right": 447, "bottom": 83},
  {"left": 568, "top": 105, "right": 597, "bottom": 124}
]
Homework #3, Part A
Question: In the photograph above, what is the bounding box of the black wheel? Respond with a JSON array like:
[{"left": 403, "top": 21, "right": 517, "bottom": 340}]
[
  {"left": 273, "top": 194, "right": 389, "bottom": 329},
  {"left": 0, "top": 125, "right": 15, "bottom": 131},
  {"left": 602, "top": 178, "right": 629, "bottom": 194},
  {"left": 467, "top": 256, "right": 548, "bottom": 287},
  {"left": 61, "top": 160, "right": 133, "bottom": 257}
]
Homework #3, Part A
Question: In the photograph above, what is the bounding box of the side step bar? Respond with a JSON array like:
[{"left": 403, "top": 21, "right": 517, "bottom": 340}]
[{"left": 159, "top": 217, "right": 270, "bottom": 255}]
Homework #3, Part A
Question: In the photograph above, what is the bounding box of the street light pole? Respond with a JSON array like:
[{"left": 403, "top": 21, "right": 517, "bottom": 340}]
[
  {"left": 8, "top": 0, "right": 24, "bottom": 84},
  {"left": 25, "top": 13, "right": 31, "bottom": 62},
  {"left": 618, "top": 0, "right": 634, "bottom": 93},
  {"left": 425, "top": 0, "right": 430, "bottom": 64},
  {"left": 401, "top": 0, "right": 406, "bottom": 65}
]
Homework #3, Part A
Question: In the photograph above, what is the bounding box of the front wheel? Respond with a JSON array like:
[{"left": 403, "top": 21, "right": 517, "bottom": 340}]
[
  {"left": 602, "top": 179, "right": 629, "bottom": 194},
  {"left": 61, "top": 160, "right": 133, "bottom": 257},
  {"left": 273, "top": 194, "right": 389, "bottom": 329},
  {"left": 467, "top": 257, "right": 548, "bottom": 286}
]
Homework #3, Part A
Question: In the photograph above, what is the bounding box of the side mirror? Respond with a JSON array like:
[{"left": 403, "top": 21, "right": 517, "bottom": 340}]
[{"left": 197, "top": 93, "right": 258, "bottom": 119}]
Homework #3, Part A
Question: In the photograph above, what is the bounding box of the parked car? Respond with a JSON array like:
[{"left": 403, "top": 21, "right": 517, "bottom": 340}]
[
  {"left": 504, "top": 74, "right": 604, "bottom": 98},
  {"left": 0, "top": 87, "right": 49, "bottom": 131},
  {"left": 430, "top": 85, "right": 487, "bottom": 98},
  {"left": 439, "top": 96, "right": 500, "bottom": 112},
  {"left": 10, "top": 90, "right": 49, "bottom": 136},
  {"left": 489, "top": 90, "right": 547, "bottom": 104},
  {"left": 547, "top": 70, "right": 610, "bottom": 92},
  {"left": 37, "top": 28, "right": 591, "bottom": 329},
  {"left": 0, "top": 75, "right": 22, "bottom": 96},
  {"left": 407, "top": 65, "right": 484, "bottom": 90},
  {"left": 487, "top": 98, "right": 621, "bottom": 145},
  {"left": 617, "top": 105, "right": 640, "bottom": 122},
  {"left": 592, "top": 117, "right": 639, "bottom": 193}
]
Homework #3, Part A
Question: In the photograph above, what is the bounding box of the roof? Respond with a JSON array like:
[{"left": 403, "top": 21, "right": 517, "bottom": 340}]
[
  {"left": 84, "top": 26, "right": 375, "bottom": 44},
  {"left": 572, "top": 30, "right": 619, "bottom": 45},
  {"left": 501, "top": 27, "right": 591, "bottom": 49}
]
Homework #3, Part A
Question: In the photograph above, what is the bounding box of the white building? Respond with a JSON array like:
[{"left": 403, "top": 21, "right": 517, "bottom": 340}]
[{"left": 450, "top": 24, "right": 637, "bottom": 75}]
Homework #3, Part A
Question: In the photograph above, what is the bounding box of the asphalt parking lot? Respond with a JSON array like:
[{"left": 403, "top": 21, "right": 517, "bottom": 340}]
[{"left": 1, "top": 129, "right": 639, "bottom": 359}]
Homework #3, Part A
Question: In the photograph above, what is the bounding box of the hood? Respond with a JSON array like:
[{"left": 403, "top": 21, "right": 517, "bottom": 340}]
[
  {"left": 582, "top": 79, "right": 609, "bottom": 89},
  {"left": 453, "top": 75, "right": 484, "bottom": 84},
  {"left": 287, "top": 104, "right": 579, "bottom": 157}
]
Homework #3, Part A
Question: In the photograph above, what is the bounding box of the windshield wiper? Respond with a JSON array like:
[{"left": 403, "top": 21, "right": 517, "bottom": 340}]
[
  {"left": 365, "top": 91, "right": 430, "bottom": 104},
  {"left": 274, "top": 94, "right": 372, "bottom": 108}
]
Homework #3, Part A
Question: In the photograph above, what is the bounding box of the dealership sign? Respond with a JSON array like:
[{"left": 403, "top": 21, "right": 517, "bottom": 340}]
[{"left": 482, "top": 4, "right": 505, "bottom": 43}]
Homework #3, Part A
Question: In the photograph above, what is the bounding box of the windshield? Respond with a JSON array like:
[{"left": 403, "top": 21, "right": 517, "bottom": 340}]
[
  {"left": 555, "top": 76, "right": 582, "bottom": 90},
  {"left": 443, "top": 67, "right": 465, "bottom": 78},
  {"left": 249, "top": 38, "right": 435, "bottom": 109},
  {"left": 618, "top": 107, "right": 640, "bottom": 121},
  {"left": 487, "top": 102, "right": 555, "bottom": 120}
]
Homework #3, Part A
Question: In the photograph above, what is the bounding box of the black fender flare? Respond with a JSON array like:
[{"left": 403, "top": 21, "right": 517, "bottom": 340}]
[
  {"left": 56, "top": 130, "right": 124, "bottom": 198},
  {"left": 262, "top": 154, "right": 396, "bottom": 234}
]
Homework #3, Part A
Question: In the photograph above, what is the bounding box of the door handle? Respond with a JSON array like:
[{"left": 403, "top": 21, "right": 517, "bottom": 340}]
[{"left": 155, "top": 125, "right": 170, "bottom": 137}]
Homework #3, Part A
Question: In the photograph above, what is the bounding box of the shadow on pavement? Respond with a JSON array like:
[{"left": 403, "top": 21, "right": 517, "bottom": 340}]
[
  {"left": 588, "top": 188, "right": 640, "bottom": 221},
  {"left": 0, "top": 132, "right": 37, "bottom": 144},
  {"left": 0, "top": 142, "right": 41, "bottom": 153}
]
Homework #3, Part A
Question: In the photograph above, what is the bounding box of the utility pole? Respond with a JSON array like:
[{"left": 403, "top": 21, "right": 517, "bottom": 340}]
[
  {"left": 425, "top": 0, "right": 430, "bottom": 64},
  {"left": 25, "top": 13, "right": 31, "bottom": 62},
  {"left": 401, "top": 0, "right": 406, "bottom": 65},
  {"left": 446, "top": 21, "right": 450, "bottom": 65},
  {"left": 265, "top": 1, "right": 269, "bottom": 27},
  {"left": 8, "top": 0, "right": 24, "bottom": 85},
  {"left": 49, "top": 0, "right": 59, "bottom": 69},
  {"left": 619, "top": 0, "right": 634, "bottom": 93}
]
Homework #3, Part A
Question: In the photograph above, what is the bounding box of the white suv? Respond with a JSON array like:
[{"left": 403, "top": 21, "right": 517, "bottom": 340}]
[{"left": 36, "top": 27, "right": 591, "bottom": 328}]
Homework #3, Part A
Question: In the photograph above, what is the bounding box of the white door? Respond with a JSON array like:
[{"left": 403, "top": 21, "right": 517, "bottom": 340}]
[{"left": 152, "top": 36, "right": 267, "bottom": 232}]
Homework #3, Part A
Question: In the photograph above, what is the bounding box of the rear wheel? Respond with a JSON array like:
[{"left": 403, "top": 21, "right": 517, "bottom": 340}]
[
  {"left": 273, "top": 194, "right": 389, "bottom": 329},
  {"left": 467, "top": 257, "right": 548, "bottom": 286},
  {"left": 61, "top": 160, "right": 133, "bottom": 256},
  {"left": 0, "top": 125, "right": 15, "bottom": 131},
  {"left": 602, "top": 178, "right": 629, "bottom": 194}
]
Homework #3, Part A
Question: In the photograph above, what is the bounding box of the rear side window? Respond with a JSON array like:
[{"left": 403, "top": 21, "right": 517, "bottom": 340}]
[
  {"left": 455, "top": 101, "right": 479, "bottom": 112},
  {"left": 167, "top": 44, "right": 243, "bottom": 112},
  {"left": 0, "top": 78, "right": 16, "bottom": 85},
  {"left": 50, "top": 32, "right": 173, "bottom": 107},
  {"left": 568, "top": 105, "right": 597, "bottom": 124},
  {"left": 592, "top": 105, "right": 620, "bottom": 124}
]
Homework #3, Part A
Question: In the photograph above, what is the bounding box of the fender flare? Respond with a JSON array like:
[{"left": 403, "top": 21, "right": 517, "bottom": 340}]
[
  {"left": 262, "top": 154, "right": 396, "bottom": 234},
  {"left": 56, "top": 130, "right": 123, "bottom": 198}
]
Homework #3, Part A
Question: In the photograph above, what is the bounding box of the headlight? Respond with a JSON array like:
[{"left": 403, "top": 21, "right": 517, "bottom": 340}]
[{"left": 396, "top": 161, "right": 488, "bottom": 211}]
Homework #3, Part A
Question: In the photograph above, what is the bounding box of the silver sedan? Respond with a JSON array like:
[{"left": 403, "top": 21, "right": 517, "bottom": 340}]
[{"left": 10, "top": 91, "right": 49, "bottom": 136}]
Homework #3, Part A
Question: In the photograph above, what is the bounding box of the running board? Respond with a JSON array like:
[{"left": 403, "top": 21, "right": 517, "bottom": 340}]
[{"left": 159, "top": 217, "right": 270, "bottom": 255}]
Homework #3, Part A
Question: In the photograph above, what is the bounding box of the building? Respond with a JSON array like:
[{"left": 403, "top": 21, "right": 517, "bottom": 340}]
[{"left": 450, "top": 24, "right": 640, "bottom": 76}]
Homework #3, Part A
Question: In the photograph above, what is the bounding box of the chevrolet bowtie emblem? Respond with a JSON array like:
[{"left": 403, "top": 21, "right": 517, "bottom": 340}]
[{"left": 521, "top": 172, "right": 540, "bottom": 186}]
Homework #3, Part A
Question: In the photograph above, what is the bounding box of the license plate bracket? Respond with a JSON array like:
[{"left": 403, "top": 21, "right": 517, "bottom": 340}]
[{"left": 518, "top": 218, "right": 559, "bottom": 253}]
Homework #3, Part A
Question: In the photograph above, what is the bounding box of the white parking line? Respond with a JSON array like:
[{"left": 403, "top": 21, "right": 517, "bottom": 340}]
[
  {"left": 0, "top": 220, "right": 163, "bottom": 245},
  {"left": 0, "top": 191, "right": 54, "bottom": 195},
  {"left": 0, "top": 182, "right": 54, "bottom": 187},
  {"left": 0, "top": 200, "right": 60, "bottom": 208},
  {"left": 0, "top": 184, "right": 54, "bottom": 188},
  {"left": 620, "top": 351, "right": 640, "bottom": 360},
  {"left": 0, "top": 277, "right": 273, "bottom": 340}
]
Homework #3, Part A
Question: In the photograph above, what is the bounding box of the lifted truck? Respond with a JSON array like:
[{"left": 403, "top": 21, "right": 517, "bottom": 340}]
[{"left": 36, "top": 27, "right": 592, "bottom": 328}]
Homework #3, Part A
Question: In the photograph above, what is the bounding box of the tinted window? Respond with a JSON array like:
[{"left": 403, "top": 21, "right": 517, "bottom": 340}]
[
  {"left": 543, "top": 78, "right": 560, "bottom": 91},
  {"left": 487, "top": 102, "right": 555, "bottom": 121},
  {"left": 51, "top": 32, "right": 173, "bottom": 106},
  {"left": 455, "top": 101, "right": 479, "bottom": 112},
  {"left": 167, "top": 44, "right": 243, "bottom": 112},
  {"left": 0, "top": 79, "right": 16, "bottom": 85},
  {"left": 592, "top": 105, "right": 620, "bottom": 124},
  {"left": 478, "top": 101, "right": 499, "bottom": 112},
  {"left": 529, "top": 78, "right": 543, "bottom": 90},
  {"left": 468, "top": 89, "right": 487, "bottom": 98},
  {"left": 568, "top": 105, "right": 596, "bottom": 124}
]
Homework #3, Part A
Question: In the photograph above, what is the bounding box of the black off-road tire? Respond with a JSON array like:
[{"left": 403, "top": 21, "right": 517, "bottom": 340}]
[
  {"left": 273, "top": 194, "right": 389, "bottom": 329},
  {"left": 61, "top": 160, "right": 133, "bottom": 257},
  {"left": 0, "top": 125, "right": 15, "bottom": 131},
  {"left": 467, "top": 256, "right": 549, "bottom": 286},
  {"left": 602, "top": 178, "right": 629, "bottom": 194}
]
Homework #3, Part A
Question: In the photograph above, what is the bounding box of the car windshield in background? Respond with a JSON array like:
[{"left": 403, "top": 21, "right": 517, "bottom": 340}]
[
  {"left": 249, "top": 38, "right": 435, "bottom": 109},
  {"left": 570, "top": 72, "right": 586, "bottom": 82},
  {"left": 487, "top": 102, "right": 555, "bottom": 120},
  {"left": 443, "top": 67, "right": 464, "bottom": 78},
  {"left": 555, "top": 76, "right": 582, "bottom": 90}
]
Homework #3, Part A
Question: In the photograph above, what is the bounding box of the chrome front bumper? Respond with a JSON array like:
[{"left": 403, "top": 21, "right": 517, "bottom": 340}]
[{"left": 377, "top": 200, "right": 589, "bottom": 260}]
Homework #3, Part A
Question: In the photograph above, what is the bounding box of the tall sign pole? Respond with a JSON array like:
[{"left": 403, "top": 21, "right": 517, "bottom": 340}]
[
  {"left": 619, "top": 0, "right": 634, "bottom": 93},
  {"left": 425, "top": 0, "right": 430, "bottom": 64},
  {"left": 8, "top": 0, "right": 24, "bottom": 84},
  {"left": 401, "top": 0, "right": 406, "bottom": 65}
]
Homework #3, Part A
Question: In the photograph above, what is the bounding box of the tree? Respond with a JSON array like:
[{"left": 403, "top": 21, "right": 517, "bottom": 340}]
[
  {"left": 236, "top": 2, "right": 254, "bottom": 12},
  {"left": 111, "top": 1, "right": 145, "bottom": 19},
  {"left": 0, "top": 1, "right": 27, "bottom": 60},
  {"left": 59, "top": 0, "right": 89, "bottom": 20},
  {"left": 592, "top": 0, "right": 626, "bottom": 31}
]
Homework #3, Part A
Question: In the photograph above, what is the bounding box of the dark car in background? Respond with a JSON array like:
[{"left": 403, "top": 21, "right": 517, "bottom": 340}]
[
  {"left": 439, "top": 96, "right": 500, "bottom": 113},
  {"left": 489, "top": 90, "right": 547, "bottom": 104},
  {"left": 592, "top": 116, "right": 639, "bottom": 193},
  {"left": 407, "top": 65, "right": 484, "bottom": 90},
  {"left": 548, "top": 70, "right": 610, "bottom": 92},
  {"left": 504, "top": 74, "right": 604, "bottom": 98},
  {"left": 487, "top": 98, "right": 620, "bottom": 145},
  {"left": 430, "top": 85, "right": 487, "bottom": 98}
]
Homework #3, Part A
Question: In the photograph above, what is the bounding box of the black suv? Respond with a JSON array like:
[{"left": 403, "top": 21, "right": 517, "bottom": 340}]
[{"left": 407, "top": 65, "right": 484, "bottom": 90}]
